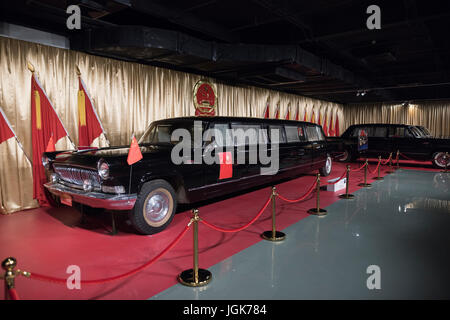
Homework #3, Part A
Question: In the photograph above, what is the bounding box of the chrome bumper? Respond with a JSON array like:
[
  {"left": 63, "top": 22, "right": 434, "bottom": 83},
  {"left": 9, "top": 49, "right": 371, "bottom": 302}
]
[{"left": 44, "top": 182, "right": 136, "bottom": 210}]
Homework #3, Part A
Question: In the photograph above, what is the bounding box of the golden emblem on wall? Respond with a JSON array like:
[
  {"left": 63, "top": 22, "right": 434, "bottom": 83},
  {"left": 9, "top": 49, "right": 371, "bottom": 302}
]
[{"left": 193, "top": 80, "right": 217, "bottom": 116}]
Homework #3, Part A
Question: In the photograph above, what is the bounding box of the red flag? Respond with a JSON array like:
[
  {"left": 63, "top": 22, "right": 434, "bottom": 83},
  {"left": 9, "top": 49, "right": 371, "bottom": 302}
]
[
  {"left": 45, "top": 135, "right": 55, "bottom": 152},
  {"left": 310, "top": 110, "right": 315, "bottom": 123},
  {"left": 323, "top": 112, "right": 328, "bottom": 136},
  {"left": 218, "top": 151, "right": 233, "bottom": 180},
  {"left": 335, "top": 113, "right": 340, "bottom": 136},
  {"left": 318, "top": 111, "right": 322, "bottom": 126},
  {"left": 263, "top": 100, "right": 270, "bottom": 119},
  {"left": 285, "top": 106, "right": 290, "bottom": 120},
  {"left": 127, "top": 136, "right": 143, "bottom": 165},
  {"left": 303, "top": 109, "right": 307, "bottom": 122},
  {"left": 31, "top": 74, "right": 68, "bottom": 206},
  {"left": 328, "top": 113, "right": 335, "bottom": 136},
  {"left": 0, "top": 108, "right": 15, "bottom": 144},
  {"left": 294, "top": 105, "right": 299, "bottom": 121},
  {"left": 78, "top": 78, "right": 105, "bottom": 147},
  {"left": 274, "top": 104, "right": 280, "bottom": 119}
]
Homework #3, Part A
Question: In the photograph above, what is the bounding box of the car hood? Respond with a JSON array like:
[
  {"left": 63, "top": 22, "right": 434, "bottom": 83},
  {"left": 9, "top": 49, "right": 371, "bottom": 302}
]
[{"left": 49, "top": 144, "right": 171, "bottom": 169}]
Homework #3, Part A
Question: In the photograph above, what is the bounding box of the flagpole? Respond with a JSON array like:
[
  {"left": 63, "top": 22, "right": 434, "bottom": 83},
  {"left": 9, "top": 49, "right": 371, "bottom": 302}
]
[{"left": 0, "top": 107, "right": 33, "bottom": 164}]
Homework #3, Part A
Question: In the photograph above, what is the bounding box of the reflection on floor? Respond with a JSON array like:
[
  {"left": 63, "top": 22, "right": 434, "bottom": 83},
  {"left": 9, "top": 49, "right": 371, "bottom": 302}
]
[{"left": 151, "top": 169, "right": 450, "bottom": 299}]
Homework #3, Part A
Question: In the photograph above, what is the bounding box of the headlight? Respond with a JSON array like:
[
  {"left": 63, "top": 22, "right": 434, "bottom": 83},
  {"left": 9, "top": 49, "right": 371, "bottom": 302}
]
[
  {"left": 97, "top": 159, "right": 109, "bottom": 180},
  {"left": 50, "top": 173, "right": 59, "bottom": 183},
  {"left": 42, "top": 155, "right": 50, "bottom": 169}
]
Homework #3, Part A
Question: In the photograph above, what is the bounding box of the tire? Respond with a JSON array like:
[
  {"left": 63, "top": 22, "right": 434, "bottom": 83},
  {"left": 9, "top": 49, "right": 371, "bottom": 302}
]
[
  {"left": 432, "top": 152, "right": 450, "bottom": 169},
  {"left": 130, "top": 179, "right": 177, "bottom": 235},
  {"left": 338, "top": 148, "right": 354, "bottom": 162},
  {"left": 319, "top": 154, "right": 332, "bottom": 177}
]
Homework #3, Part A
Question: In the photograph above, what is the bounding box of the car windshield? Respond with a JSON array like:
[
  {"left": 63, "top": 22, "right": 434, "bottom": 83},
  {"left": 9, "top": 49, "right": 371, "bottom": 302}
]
[
  {"left": 417, "top": 126, "right": 432, "bottom": 137},
  {"left": 139, "top": 122, "right": 195, "bottom": 144}
]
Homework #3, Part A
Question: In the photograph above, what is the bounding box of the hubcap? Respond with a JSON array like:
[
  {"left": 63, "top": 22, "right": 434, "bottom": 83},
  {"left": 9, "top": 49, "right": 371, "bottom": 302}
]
[
  {"left": 339, "top": 150, "right": 348, "bottom": 162},
  {"left": 435, "top": 152, "right": 449, "bottom": 168},
  {"left": 325, "top": 156, "right": 332, "bottom": 174},
  {"left": 143, "top": 188, "right": 173, "bottom": 227}
]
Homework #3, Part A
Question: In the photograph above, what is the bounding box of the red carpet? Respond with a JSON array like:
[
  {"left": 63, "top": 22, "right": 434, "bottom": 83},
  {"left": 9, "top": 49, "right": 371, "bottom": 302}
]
[{"left": 0, "top": 159, "right": 439, "bottom": 299}]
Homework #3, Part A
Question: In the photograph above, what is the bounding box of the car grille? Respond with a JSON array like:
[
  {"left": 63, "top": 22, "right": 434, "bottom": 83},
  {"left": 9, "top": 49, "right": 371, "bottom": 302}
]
[{"left": 53, "top": 165, "right": 101, "bottom": 189}]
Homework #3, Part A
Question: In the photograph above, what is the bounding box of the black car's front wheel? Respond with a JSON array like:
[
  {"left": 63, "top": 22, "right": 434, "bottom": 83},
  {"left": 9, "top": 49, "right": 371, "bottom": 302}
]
[
  {"left": 432, "top": 152, "right": 450, "bottom": 169},
  {"left": 319, "top": 154, "right": 332, "bottom": 177},
  {"left": 130, "top": 179, "right": 177, "bottom": 235}
]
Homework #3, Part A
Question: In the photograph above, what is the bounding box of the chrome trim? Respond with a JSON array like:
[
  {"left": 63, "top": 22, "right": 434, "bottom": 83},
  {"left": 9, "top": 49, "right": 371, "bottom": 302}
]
[
  {"left": 44, "top": 182, "right": 136, "bottom": 201},
  {"left": 53, "top": 164, "right": 101, "bottom": 188}
]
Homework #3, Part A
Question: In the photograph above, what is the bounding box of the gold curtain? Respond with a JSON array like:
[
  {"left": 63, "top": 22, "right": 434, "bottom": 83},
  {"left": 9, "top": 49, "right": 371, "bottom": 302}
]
[
  {"left": 0, "top": 36, "right": 344, "bottom": 214},
  {"left": 343, "top": 102, "right": 450, "bottom": 138}
]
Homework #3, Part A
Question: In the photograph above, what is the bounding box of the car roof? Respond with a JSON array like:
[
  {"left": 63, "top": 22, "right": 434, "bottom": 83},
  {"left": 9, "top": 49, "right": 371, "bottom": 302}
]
[
  {"left": 348, "top": 123, "right": 412, "bottom": 128},
  {"left": 153, "top": 116, "right": 320, "bottom": 126}
]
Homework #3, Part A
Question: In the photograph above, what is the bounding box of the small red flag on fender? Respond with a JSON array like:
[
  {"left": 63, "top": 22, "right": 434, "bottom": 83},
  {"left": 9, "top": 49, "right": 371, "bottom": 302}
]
[
  {"left": 45, "top": 135, "right": 55, "bottom": 152},
  {"left": 127, "top": 136, "right": 143, "bottom": 165},
  {"left": 218, "top": 151, "right": 232, "bottom": 180}
]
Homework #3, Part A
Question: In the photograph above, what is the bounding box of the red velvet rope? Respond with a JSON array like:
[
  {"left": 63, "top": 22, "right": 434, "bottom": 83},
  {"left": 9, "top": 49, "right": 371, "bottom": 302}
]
[
  {"left": 351, "top": 162, "right": 367, "bottom": 172},
  {"left": 322, "top": 170, "right": 347, "bottom": 185},
  {"left": 8, "top": 288, "right": 19, "bottom": 300},
  {"left": 29, "top": 224, "right": 190, "bottom": 285},
  {"left": 381, "top": 154, "right": 392, "bottom": 165},
  {"left": 200, "top": 195, "right": 272, "bottom": 233},
  {"left": 398, "top": 152, "right": 415, "bottom": 161},
  {"left": 277, "top": 180, "right": 317, "bottom": 203},
  {"left": 368, "top": 159, "right": 381, "bottom": 174}
]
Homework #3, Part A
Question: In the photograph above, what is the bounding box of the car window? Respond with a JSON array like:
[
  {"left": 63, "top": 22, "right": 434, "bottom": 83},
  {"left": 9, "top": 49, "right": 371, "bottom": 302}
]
[
  {"left": 141, "top": 122, "right": 195, "bottom": 144},
  {"left": 315, "top": 126, "right": 325, "bottom": 140},
  {"left": 305, "top": 125, "right": 319, "bottom": 141},
  {"left": 352, "top": 127, "right": 372, "bottom": 137},
  {"left": 231, "top": 124, "right": 262, "bottom": 146},
  {"left": 388, "top": 126, "right": 406, "bottom": 138},
  {"left": 205, "top": 123, "right": 233, "bottom": 147},
  {"left": 268, "top": 125, "right": 286, "bottom": 144},
  {"left": 371, "top": 127, "right": 387, "bottom": 137},
  {"left": 285, "top": 126, "right": 300, "bottom": 143}
]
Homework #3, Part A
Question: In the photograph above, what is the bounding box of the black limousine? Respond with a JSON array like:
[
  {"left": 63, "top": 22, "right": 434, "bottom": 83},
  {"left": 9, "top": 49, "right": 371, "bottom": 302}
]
[
  {"left": 43, "top": 117, "right": 335, "bottom": 235},
  {"left": 335, "top": 123, "right": 450, "bottom": 168}
]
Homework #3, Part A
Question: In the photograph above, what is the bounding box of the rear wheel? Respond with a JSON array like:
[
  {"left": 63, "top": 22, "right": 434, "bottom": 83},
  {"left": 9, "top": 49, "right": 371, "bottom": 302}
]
[
  {"left": 319, "top": 154, "right": 332, "bottom": 177},
  {"left": 338, "top": 148, "right": 355, "bottom": 162},
  {"left": 432, "top": 152, "right": 450, "bottom": 169},
  {"left": 130, "top": 179, "right": 177, "bottom": 235}
]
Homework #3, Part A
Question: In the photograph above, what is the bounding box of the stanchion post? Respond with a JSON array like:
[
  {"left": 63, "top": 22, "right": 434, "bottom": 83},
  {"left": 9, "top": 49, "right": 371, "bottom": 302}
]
[
  {"left": 178, "top": 209, "right": 212, "bottom": 287},
  {"left": 261, "top": 186, "right": 286, "bottom": 241},
  {"left": 339, "top": 165, "right": 355, "bottom": 199},
  {"left": 386, "top": 152, "right": 394, "bottom": 174},
  {"left": 2, "top": 257, "right": 16, "bottom": 300},
  {"left": 395, "top": 150, "right": 400, "bottom": 170},
  {"left": 374, "top": 156, "right": 384, "bottom": 180},
  {"left": 358, "top": 159, "right": 372, "bottom": 187},
  {"left": 441, "top": 152, "right": 449, "bottom": 173},
  {"left": 308, "top": 174, "right": 327, "bottom": 216}
]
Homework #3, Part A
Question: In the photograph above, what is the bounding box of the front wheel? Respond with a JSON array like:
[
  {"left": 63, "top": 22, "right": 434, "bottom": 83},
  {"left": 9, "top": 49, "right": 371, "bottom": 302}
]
[
  {"left": 130, "top": 179, "right": 177, "bottom": 235},
  {"left": 319, "top": 154, "right": 332, "bottom": 177},
  {"left": 432, "top": 152, "right": 450, "bottom": 169}
]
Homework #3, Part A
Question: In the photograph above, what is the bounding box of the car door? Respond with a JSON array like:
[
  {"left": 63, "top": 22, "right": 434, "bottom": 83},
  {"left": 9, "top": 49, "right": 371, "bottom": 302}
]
[
  {"left": 305, "top": 124, "right": 327, "bottom": 169},
  {"left": 368, "top": 125, "right": 389, "bottom": 157},
  {"left": 201, "top": 122, "right": 240, "bottom": 197},
  {"left": 393, "top": 126, "right": 432, "bottom": 160},
  {"left": 284, "top": 124, "right": 312, "bottom": 173}
]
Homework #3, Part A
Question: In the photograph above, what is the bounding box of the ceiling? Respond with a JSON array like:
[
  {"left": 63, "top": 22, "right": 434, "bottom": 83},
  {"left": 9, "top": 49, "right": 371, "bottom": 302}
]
[{"left": 1, "top": 0, "right": 450, "bottom": 104}]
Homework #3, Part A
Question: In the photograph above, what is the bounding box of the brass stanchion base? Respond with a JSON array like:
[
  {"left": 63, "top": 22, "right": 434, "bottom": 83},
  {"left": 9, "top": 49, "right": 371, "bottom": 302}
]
[
  {"left": 338, "top": 193, "right": 355, "bottom": 199},
  {"left": 307, "top": 208, "right": 327, "bottom": 217},
  {"left": 178, "top": 269, "right": 212, "bottom": 287},
  {"left": 358, "top": 183, "right": 372, "bottom": 187},
  {"left": 261, "top": 230, "right": 286, "bottom": 242},
  {"left": 373, "top": 176, "right": 384, "bottom": 180}
]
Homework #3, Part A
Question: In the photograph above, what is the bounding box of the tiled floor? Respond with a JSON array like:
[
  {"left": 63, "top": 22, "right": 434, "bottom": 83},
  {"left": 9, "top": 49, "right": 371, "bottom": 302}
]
[{"left": 151, "top": 169, "right": 450, "bottom": 299}]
